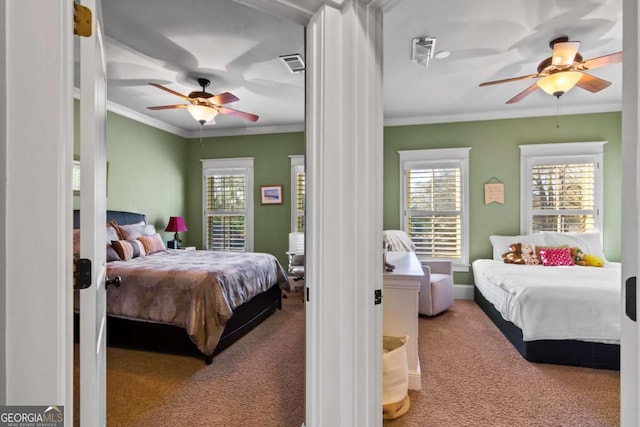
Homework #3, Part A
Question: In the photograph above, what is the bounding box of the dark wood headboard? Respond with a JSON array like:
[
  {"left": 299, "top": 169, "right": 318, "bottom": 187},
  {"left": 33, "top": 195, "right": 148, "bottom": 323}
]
[{"left": 73, "top": 210, "right": 146, "bottom": 228}]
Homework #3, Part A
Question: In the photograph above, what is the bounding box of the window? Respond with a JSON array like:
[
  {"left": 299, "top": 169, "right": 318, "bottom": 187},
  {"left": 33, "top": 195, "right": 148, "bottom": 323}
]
[
  {"left": 202, "top": 158, "right": 254, "bottom": 251},
  {"left": 290, "top": 155, "right": 305, "bottom": 232},
  {"left": 520, "top": 142, "right": 605, "bottom": 234},
  {"left": 399, "top": 148, "right": 470, "bottom": 270}
]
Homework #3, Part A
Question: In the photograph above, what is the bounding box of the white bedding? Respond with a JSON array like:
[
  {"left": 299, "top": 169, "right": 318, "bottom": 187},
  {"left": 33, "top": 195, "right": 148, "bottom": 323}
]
[{"left": 472, "top": 259, "right": 621, "bottom": 344}]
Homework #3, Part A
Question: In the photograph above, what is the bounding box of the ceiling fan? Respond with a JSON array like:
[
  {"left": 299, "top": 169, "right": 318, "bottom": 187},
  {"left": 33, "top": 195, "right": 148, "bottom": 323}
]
[
  {"left": 147, "top": 78, "right": 259, "bottom": 125},
  {"left": 479, "top": 37, "right": 622, "bottom": 104}
]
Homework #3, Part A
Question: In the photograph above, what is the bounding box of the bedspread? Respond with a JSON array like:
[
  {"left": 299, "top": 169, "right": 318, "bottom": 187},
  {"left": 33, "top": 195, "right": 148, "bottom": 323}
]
[
  {"left": 473, "top": 259, "right": 621, "bottom": 343},
  {"left": 105, "top": 250, "right": 289, "bottom": 356}
]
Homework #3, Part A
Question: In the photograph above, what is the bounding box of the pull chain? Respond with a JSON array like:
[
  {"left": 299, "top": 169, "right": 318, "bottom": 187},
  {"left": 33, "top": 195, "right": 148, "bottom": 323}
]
[{"left": 555, "top": 96, "right": 563, "bottom": 128}]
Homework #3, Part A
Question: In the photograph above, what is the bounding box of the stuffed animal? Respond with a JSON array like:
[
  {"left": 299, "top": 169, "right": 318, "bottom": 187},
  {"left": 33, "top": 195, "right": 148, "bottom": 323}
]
[
  {"left": 584, "top": 253, "right": 604, "bottom": 267},
  {"left": 520, "top": 243, "right": 540, "bottom": 265},
  {"left": 570, "top": 247, "right": 588, "bottom": 266},
  {"left": 502, "top": 243, "right": 525, "bottom": 264}
]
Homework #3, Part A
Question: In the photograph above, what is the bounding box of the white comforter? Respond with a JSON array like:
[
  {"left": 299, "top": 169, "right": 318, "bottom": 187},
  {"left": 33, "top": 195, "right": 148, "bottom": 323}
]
[{"left": 472, "top": 259, "right": 621, "bottom": 343}]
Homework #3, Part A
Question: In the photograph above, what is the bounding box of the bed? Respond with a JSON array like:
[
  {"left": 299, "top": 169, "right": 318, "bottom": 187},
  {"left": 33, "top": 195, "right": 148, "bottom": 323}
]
[
  {"left": 472, "top": 231, "right": 621, "bottom": 370},
  {"left": 74, "top": 210, "right": 290, "bottom": 364}
]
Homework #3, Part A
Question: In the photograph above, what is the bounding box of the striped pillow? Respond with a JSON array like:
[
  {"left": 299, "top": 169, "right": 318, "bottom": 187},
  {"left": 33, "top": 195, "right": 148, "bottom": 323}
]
[
  {"left": 138, "top": 233, "right": 166, "bottom": 254},
  {"left": 111, "top": 240, "right": 135, "bottom": 260}
]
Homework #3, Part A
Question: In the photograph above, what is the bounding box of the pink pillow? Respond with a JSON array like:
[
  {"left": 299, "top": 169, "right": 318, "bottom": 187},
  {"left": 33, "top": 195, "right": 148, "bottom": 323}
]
[
  {"left": 538, "top": 247, "right": 574, "bottom": 266},
  {"left": 138, "top": 233, "right": 166, "bottom": 254}
]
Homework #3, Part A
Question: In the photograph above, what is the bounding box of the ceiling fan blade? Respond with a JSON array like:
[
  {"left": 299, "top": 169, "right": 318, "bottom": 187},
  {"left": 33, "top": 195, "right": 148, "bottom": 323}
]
[
  {"left": 218, "top": 106, "right": 259, "bottom": 122},
  {"left": 580, "top": 51, "right": 623, "bottom": 70},
  {"left": 506, "top": 83, "right": 540, "bottom": 104},
  {"left": 479, "top": 74, "right": 539, "bottom": 87},
  {"left": 552, "top": 41, "right": 580, "bottom": 67},
  {"left": 149, "top": 83, "right": 189, "bottom": 100},
  {"left": 208, "top": 92, "right": 240, "bottom": 105},
  {"left": 575, "top": 73, "right": 612, "bottom": 93},
  {"left": 147, "top": 104, "right": 188, "bottom": 110}
]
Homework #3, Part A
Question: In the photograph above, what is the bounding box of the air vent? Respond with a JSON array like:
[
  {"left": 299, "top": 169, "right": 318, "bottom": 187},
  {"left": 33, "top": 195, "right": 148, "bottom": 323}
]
[
  {"left": 411, "top": 37, "right": 437, "bottom": 67},
  {"left": 279, "top": 54, "right": 305, "bottom": 73}
]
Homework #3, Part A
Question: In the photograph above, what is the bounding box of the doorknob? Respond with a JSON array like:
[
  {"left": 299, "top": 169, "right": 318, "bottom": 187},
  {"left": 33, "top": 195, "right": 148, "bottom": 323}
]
[{"left": 106, "top": 276, "right": 121, "bottom": 288}]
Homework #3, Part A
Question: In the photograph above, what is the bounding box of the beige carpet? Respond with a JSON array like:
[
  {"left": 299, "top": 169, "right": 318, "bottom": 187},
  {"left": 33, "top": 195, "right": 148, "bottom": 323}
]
[{"left": 75, "top": 295, "right": 619, "bottom": 426}]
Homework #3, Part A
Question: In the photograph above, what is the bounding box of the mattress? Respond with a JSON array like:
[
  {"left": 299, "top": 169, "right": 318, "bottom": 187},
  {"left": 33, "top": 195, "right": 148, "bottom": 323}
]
[{"left": 472, "top": 259, "right": 621, "bottom": 344}]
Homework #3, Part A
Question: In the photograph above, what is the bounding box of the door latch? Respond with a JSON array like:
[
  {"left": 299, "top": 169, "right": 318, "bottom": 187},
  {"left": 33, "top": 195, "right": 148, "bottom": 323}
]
[
  {"left": 374, "top": 289, "right": 382, "bottom": 305},
  {"left": 626, "top": 276, "right": 636, "bottom": 322},
  {"left": 74, "top": 258, "right": 91, "bottom": 289}
]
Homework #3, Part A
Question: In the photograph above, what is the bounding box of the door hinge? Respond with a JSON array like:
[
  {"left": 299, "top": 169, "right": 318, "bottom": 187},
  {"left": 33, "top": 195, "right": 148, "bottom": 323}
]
[
  {"left": 74, "top": 3, "right": 92, "bottom": 38},
  {"left": 74, "top": 258, "right": 92, "bottom": 289}
]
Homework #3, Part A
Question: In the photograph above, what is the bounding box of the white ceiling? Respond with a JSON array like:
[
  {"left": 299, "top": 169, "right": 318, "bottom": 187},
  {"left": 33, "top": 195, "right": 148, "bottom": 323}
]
[{"left": 97, "top": 0, "right": 622, "bottom": 138}]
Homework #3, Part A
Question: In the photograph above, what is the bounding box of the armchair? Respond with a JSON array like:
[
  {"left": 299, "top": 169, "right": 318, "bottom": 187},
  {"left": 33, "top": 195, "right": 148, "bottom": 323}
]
[
  {"left": 286, "top": 232, "right": 305, "bottom": 290},
  {"left": 383, "top": 230, "right": 454, "bottom": 316}
]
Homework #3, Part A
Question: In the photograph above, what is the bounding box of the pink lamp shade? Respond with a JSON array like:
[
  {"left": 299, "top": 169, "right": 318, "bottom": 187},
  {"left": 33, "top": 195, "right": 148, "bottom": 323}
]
[
  {"left": 165, "top": 216, "right": 188, "bottom": 249},
  {"left": 165, "top": 216, "right": 188, "bottom": 233}
]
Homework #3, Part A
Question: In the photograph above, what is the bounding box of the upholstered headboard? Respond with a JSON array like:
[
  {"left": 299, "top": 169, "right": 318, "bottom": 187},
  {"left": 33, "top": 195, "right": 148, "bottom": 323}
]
[{"left": 73, "top": 210, "right": 146, "bottom": 228}]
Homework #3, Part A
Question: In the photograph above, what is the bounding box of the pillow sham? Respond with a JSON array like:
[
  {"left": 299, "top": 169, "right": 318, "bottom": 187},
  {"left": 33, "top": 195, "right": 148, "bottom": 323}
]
[
  {"left": 138, "top": 233, "right": 166, "bottom": 254},
  {"left": 111, "top": 240, "right": 135, "bottom": 261},
  {"left": 538, "top": 247, "right": 574, "bottom": 266},
  {"left": 106, "top": 244, "right": 121, "bottom": 262},
  {"left": 489, "top": 234, "right": 547, "bottom": 261}
]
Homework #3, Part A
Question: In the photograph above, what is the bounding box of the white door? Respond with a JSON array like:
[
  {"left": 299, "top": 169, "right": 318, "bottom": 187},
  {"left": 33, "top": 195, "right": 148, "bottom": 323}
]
[
  {"left": 621, "top": 0, "right": 639, "bottom": 424},
  {"left": 78, "top": 0, "right": 108, "bottom": 425}
]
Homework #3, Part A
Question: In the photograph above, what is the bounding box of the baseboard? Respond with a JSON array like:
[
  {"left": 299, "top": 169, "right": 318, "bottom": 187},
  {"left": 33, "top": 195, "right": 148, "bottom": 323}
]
[{"left": 454, "top": 284, "right": 474, "bottom": 300}]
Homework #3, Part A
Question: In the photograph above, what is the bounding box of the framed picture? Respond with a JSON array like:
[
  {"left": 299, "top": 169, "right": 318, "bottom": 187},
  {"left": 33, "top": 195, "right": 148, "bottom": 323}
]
[{"left": 260, "top": 185, "right": 283, "bottom": 205}]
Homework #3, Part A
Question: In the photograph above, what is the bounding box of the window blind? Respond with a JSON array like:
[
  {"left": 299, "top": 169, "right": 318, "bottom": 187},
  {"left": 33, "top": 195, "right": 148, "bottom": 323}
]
[
  {"left": 206, "top": 174, "right": 247, "bottom": 251},
  {"left": 530, "top": 162, "right": 595, "bottom": 232},
  {"left": 296, "top": 171, "right": 305, "bottom": 232},
  {"left": 406, "top": 167, "right": 461, "bottom": 258}
]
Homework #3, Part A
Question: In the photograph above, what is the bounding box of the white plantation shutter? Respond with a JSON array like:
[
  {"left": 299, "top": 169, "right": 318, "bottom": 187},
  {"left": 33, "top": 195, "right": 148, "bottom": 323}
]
[
  {"left": 202, "top": 158, "right": 254, "bottom": 251},
  {"left": 290, "top": 155, "right": 305, "bottom": 232},
  {"left": 521, "top": 142, "right": 604, "bottom": 235},
  {"left": 400, "top": 148, "right": 470, "bottom": 269}
]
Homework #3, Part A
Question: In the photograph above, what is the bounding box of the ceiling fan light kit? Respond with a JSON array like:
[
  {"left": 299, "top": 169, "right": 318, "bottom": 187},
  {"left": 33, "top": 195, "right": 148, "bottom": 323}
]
[
  {"left": 479, "top": 36, "right": 622, "bottom": 104},
  {"left": 536, "top": 71, "right": 583, "bottom": 98},
  {"left": 147, "top": 78, "right": 259, "bottom": 126}
]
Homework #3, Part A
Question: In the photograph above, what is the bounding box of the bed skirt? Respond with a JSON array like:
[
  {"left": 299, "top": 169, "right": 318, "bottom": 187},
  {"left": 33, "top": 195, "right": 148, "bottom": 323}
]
[
  {"left": 75, "top": 284, "right": 282, "bottom": 364},
  {"left": 474, "top": 286, "right": 620, "bottom": 370}
]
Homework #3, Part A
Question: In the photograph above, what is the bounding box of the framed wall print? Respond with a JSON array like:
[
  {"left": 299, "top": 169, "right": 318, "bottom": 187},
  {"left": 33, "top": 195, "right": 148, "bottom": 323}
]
[{"left": 260, "top": 185, "right": 283, "bottom": 205}]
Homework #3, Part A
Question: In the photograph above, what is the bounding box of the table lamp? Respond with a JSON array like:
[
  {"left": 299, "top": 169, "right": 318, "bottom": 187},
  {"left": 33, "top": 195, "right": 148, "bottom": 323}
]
[{"left": 165, "top": 216, "right": 188, "bottom": 249}]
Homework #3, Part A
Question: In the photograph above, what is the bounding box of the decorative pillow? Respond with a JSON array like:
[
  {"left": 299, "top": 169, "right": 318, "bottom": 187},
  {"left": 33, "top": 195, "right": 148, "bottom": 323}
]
[
  {"left": 542, "top": 231, "right": 606, "bottom": 262},
  {"left": 118, "top": 223, "right": 156, "bottom": 240},
  {"left": 538, "top": 247, "right": 574, "bottom": 266},
  {"left": 138, "top": 233, "right": 166, "bottom": 254},
  {"left": 534, "top": 245, "right": 568, "bottom": 259},
  {"left": 111, "top": 240, "right": 135, "bottom": 261},
  {"left": 106, "top": 244, "right": 121, "bottom": 262}
]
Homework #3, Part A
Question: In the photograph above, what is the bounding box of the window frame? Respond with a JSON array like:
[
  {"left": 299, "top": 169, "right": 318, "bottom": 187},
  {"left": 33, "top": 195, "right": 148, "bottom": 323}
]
[
  {"left": 399, "top": 147, "right": 471, "bottom": 271},
  {"left": 201, "top": 157, "right": 254, "bottom": 252},
  {"left": 520, "top": 142, "right": 605, "bottom": 236},
  {"left": 290, "top": 155, "right": 305, "bottom": 233}
]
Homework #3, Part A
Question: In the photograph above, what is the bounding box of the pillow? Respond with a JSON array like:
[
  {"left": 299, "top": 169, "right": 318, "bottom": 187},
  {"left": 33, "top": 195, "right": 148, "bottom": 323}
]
[
  {"left": 106, "top": 244, "right": 121, "bottom": 262},
  {"left": 73, "top": 229, "right": 80, "bottom": 257},
  {"left": 138, "top": 233, "right": 166, "bottom": 254},
  {"left": 542, "top": 231, "right": 606, "bottom": 261},
  {"left": 538, "top": 247, "right": 574, "bottom": 266},
  {"left": 118, "top": 223, "right": 156, "bottom": 240},
  {"left": 106, "top": 225, "right": 120, "bottom": 244},
  {"left": 534, "top": 244, "right": 568, "bottom": 259},
  {"left": 111, "top": 240, "right": 135, "bottom": 261},
  {"left": 489, "top": 234, "right": 547, "bottom": 261}
]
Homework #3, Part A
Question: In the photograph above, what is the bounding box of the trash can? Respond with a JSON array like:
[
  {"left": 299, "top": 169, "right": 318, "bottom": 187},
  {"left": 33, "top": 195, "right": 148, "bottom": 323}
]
[{"left": 382, "top": 335, "right": 410, "bottom": 420}]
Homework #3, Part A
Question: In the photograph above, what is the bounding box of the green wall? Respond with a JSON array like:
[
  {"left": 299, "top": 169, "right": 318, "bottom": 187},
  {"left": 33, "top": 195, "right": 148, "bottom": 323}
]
[
  {"left": 185, "top": 133, "right": 305, "bottom": 267},
  {"left": 99, "top": 109, "right": 621, "bottom": 287},
  {"left": 74, "top": 101, "right": 188, "bottom": 235},
  {"left": 384, "top": 112, "right": 622, "bottom": 285}
]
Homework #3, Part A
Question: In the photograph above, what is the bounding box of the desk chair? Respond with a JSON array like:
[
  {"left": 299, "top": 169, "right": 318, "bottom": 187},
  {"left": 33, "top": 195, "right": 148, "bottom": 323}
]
[{"left": 286, "top": 232, "right": 305, "bottom": 298}]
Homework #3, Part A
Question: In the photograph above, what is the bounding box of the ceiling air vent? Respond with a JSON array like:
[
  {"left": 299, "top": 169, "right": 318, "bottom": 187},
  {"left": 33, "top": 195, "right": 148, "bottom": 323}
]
[
  {"left": 279, "top": 54, "right": 305, "bottom": 73},
  {"left": 411, "top": 37, "right": 437, "bottom": 67}
]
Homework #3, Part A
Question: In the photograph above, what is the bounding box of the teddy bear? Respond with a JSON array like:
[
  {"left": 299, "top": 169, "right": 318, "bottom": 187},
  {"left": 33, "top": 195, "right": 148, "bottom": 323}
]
[
  {"left": 570, "top": 247, "right": 588, "bottom": 266},
  {"left": 520, "top": 243, "right": 540, "bottom": 265},
  {"left": 502, "top": 243, "right": 525, "bottom": 264}
]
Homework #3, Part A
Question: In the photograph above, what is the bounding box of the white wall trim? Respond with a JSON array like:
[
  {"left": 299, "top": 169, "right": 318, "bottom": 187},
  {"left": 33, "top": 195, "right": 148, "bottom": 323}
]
[{"left": 454, "top": 284, "right": 474, "bottom": 300}]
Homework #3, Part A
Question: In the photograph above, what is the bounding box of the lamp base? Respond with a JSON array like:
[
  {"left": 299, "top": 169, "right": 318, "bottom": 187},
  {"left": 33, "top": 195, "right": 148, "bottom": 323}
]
[{"left": 167, "top": 239, "right": 179, "bottom": 249}]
